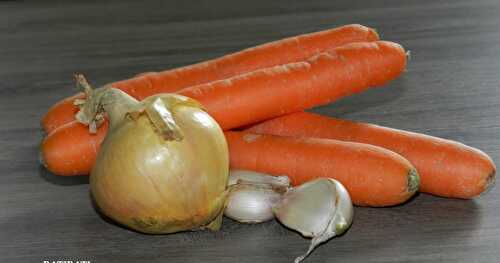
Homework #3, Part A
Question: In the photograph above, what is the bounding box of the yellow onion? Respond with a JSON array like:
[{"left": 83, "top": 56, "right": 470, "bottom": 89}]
[{"left": 75, "top": 75, "right": 229, "bottom": 234}]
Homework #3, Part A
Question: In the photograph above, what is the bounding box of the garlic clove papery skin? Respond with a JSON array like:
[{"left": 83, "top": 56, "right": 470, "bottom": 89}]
[
  {"left": 329, "top": 179, "right": 354, "bottom": 235},
  {"left": 224, "top": 170, "right": 290, "bottom": 223},
  {"left": 228, "top": 170, "right": 290, "bottom": 187},
  {"left": 87, "top": 90, "right": 229, "bottom": 234},
  {"left": 272, "top": 178, "right": 353, "bottom": 263}
]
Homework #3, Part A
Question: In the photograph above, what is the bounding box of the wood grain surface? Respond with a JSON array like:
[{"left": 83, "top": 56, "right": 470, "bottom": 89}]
[{"left": 1, "top": 0, "right": 499, "bottom": 262}]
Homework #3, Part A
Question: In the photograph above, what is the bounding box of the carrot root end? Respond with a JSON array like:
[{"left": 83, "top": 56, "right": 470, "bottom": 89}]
[{"left": 476, "top": 170, "right": 496, "bottom": 198}]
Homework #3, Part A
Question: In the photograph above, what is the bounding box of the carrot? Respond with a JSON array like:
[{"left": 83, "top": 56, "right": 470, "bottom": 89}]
[
  {"left": 41, "top": 24, "right": 379, "bottom": 133},
  {"left": 246, "top": 112, "right": 497, "bottom": 199},
  {"left": 40, "top": 121, "right": 108, "bottom": 176},
  {"left": 40, "top": 40, "right": 407, "bottom": 176},
  {"left": 180, "top": 41, "right": 406, "bottom": 130},
  {"left": 225, "top": 131, "right": 419, "bottom": 207}
]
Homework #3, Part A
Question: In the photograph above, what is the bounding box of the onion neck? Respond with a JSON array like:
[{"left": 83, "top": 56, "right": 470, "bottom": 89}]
[
  {"left": 74, "top": 74, "right": 139, "bottom": 133},
  {"left": 99, "top": 89, "right": 139, "bottom": 129}
]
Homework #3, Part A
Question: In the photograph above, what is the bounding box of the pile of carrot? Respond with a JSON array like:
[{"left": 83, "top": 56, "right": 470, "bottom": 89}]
[{"left": 39, "top": 24, "right": 496, "bottom": 207}]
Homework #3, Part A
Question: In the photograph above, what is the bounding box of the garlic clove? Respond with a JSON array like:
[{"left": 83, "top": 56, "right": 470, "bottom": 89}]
[
  {"left": 224, "top": 183, "right": 283, "bottom": 223},
  {"left": 228, "top": 169, "right": 290, "bottom": 187},
  {"left": 272, "top": 178, "right": 353, "bottom": 263},
  {"left": 224, "top": 170, "right": 291, "bottom": 224}
]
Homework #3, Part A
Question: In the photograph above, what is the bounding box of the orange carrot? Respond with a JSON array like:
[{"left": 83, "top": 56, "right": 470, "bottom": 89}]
[
  {"left": 42, "top": 24, "right": 379, "bottom": 133},
  {"left": 180, "top": 41, "right": 406, "bottom": 130},
  {"left": 40, "top": 121, "right": 108, "bottom": 176},
  {"left": 40, "top": 40, "right": 407, "bottom": 176},
  {"left": 247, "top": 112, "right": 497, "bottom": 199},
  {"left": 225, "top": 131, "right": 419, "bottom": 207}
]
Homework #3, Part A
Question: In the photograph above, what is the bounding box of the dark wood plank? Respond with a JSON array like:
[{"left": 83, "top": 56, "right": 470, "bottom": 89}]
[{"left": 1, "top": 0, "right": 499, "bottom": 262}]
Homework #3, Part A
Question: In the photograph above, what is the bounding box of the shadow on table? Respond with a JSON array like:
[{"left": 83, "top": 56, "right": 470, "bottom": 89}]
[
  {"left": 331, "top": 194, "right": 484, "bottom": 261},
  {"left": 311, "top": 78, "right": 408, "bottom": 118},
  {"left": 38, "top": 165, "right": 89, "bottom": 186},
  {"left": 88, "top": 192, "right": 227, "bottom": 236}
]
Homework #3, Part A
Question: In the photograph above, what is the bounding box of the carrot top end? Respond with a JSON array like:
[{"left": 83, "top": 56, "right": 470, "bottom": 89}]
[
  {"left": 371, "top": 27, "right": 380, "bottom": 40},
  {"left": 407, "top": 168, "right": 420, "bottom": 194}
]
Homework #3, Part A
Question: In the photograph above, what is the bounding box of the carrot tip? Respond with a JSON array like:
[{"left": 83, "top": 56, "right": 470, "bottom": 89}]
[
  {"left": 407, "top": 168, "right": 420, "bottom": 194},
  {"left": 477, "top": 170, "right": 496, "bottom": 198}
]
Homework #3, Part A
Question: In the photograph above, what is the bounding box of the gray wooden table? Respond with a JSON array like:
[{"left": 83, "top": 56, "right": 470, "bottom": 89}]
[{"left": 1, "top": 0, "right": 499, "bottom": 262}]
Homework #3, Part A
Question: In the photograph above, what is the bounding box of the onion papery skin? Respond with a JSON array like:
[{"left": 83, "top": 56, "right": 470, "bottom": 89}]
[{"left": 90, "top": 97, "right": 229, "bottom": 234}]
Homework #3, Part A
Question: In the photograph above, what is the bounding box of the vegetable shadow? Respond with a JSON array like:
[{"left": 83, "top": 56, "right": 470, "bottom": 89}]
[
  {"left": 89, "top": 192, "right": 228, "bottom": 239},
  {"left": 327, "top": 195, "right": 483, "bottom": 261},
  {"left": 89, "top": 192, "right": 136, "bottom": 233},
  {"left": 311, "top": 78, "right": 408, "bottom": 118},
  {"left": 38, "top": 164, "right": 89, "bottom": 186}
]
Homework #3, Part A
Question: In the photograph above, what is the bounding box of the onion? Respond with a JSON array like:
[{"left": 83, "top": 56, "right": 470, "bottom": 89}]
[{"left": 75, "top": 75, "right": 229, "bottom": 234}]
